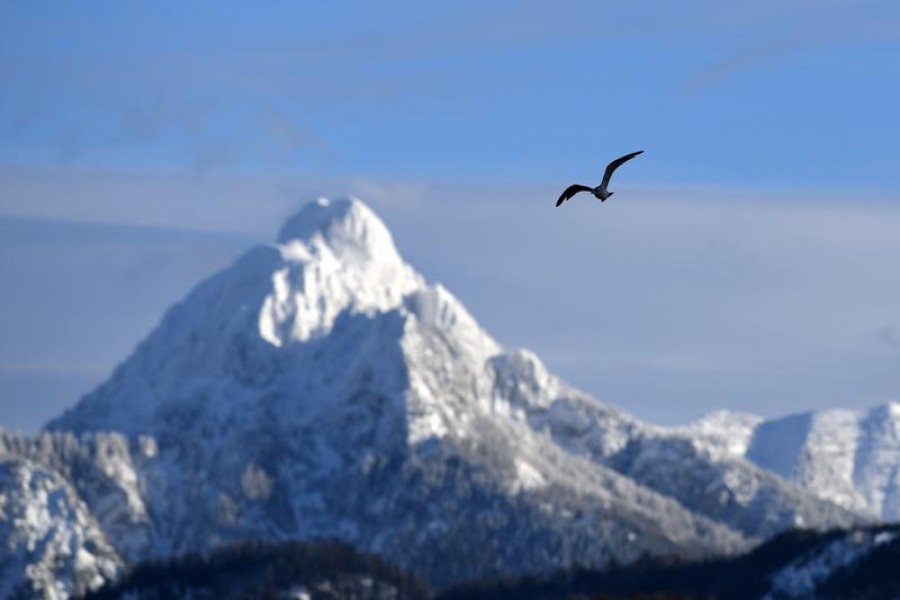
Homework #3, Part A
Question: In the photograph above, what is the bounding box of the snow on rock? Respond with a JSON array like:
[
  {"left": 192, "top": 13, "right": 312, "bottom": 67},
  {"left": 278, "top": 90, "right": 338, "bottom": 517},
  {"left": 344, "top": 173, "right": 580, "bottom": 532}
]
[
  {"left": 512, "top": 459, "right": 547, "bottom": 492},
  {"left": 678, "top": 410, "right": 763, "bottom": 460},
  {"left": 261, "top": 197, "right": 423, "bottom": 347},
  {"left": 490, "top": 349, "right": 643, "bottom": 459},
  {"left": 783, "top": 409, "right": 868, "bottom": 515},
  {"left": 853, "top": 402, "right": 900, "bottom": 519},
  {"left": 604, "top": 432, "right": 859, "bottom": 542},
  {"left": 0, "top": 452, "right": 121, "bottom": 599}
]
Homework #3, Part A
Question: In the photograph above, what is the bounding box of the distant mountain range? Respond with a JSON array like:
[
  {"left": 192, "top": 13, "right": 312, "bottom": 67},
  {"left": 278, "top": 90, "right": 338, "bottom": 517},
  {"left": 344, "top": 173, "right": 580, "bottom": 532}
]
[
  {"left": 0, "top": 197, "right": 893, "bottom": 598},
  {"left": 684, "top": 403, "right": 900, "bottom": 520}
]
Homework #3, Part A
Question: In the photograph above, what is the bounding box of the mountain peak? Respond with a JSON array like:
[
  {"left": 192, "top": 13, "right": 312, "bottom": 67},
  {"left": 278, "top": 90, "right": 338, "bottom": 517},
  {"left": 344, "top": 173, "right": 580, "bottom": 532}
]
[
  {"left": 262, "top": 197, "right": 423, "bottom": 346},
  {"left": 277, "top": 197, "right": 398, "bottom": 262}
]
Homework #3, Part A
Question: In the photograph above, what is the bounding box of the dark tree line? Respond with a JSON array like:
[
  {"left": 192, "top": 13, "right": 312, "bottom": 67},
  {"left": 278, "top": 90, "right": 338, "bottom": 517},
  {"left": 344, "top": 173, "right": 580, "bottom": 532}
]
[
  {"left": 79, "top": 524, "right": 900, "bottom": 600},
  {"left": 438, "top": 525, "right": 900, "bottom": 600},
  {"left": 81, "top": 539, "right": 429, "bottom": 600}
]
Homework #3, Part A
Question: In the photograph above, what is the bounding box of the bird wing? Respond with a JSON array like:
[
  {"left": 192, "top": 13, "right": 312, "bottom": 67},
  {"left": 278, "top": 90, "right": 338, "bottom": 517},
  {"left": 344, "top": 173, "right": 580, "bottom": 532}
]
[
  {"left": 556, "top": 184, "right": 593, "bottom": 207},
  {"left": 600, "top": 150, "right": 644, "bottom": 189}
]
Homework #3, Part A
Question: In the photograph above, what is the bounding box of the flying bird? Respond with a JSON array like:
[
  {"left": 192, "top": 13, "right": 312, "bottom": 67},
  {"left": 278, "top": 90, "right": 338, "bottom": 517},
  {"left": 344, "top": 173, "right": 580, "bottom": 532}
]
[{"left": 555, "top": 150, "right": 644, "bottom": 207}]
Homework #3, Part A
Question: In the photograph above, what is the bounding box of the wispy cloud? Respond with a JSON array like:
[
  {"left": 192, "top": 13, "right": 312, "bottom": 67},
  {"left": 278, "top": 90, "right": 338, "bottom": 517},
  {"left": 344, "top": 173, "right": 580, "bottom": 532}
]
[
  {"left": 0, "top": 3, "right": 533, "bottom": 172},
  {"left": 0, "top": 362, "right": 110, "bottom": 375},
  {"left": 879, "top": 323, "right": 900, "bottom": 350},
  {"left": 680, "top": 1, "right": 900, "bottom": 94}
]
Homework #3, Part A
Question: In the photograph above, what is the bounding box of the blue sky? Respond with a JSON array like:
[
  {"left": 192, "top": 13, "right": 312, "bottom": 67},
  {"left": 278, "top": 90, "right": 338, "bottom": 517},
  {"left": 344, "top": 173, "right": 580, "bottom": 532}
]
[
  {"left": 2, "top": 1, "right": 900, "bottom": 431},
  {"left": 5, "top": 1, "right": 900, "bottom": 185}
]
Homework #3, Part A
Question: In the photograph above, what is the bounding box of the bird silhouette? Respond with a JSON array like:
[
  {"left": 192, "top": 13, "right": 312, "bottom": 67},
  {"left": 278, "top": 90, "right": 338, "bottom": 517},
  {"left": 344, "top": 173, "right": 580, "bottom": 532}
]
[{"left": 556, "top": 150, "right": 644, "bottom": 207}]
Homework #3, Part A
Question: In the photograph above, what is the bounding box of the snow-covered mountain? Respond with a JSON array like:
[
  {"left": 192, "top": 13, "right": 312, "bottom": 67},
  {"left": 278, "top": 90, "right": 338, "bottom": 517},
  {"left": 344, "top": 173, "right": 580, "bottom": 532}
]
[
  {"left": 0, "top": 197, "right": 870, "bottom": 596},
  {"left": 684, "top": 403, "right": 900, "bottom": 520}
]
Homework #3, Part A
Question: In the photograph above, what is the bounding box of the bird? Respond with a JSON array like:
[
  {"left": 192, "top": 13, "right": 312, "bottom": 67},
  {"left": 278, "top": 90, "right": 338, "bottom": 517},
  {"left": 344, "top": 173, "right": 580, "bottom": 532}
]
[{"left": 555, "top": 150, "right": 644, "bottom": 207}]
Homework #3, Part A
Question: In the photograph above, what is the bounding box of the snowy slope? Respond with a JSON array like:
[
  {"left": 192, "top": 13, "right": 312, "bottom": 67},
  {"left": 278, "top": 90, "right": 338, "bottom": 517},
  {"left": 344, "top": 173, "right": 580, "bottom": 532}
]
[
  {"left": 0, "top": 197, "right": 867, "bottom": 594},
  {"left": 684, "top": 403, "right": 900, "bottom": 519},
  {"left": 0, "top": 438, "right": 122, "bottom": 600},
  {"left": 677, "top": 410, "right": 762, "bottom": 460}
]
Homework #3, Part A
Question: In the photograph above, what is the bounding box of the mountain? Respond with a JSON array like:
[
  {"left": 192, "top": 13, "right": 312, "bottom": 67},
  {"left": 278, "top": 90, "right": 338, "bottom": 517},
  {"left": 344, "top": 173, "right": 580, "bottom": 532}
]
[
  {"left": 1, "top": 197, "right": 867, "bottom": 596},
  {"left": 683, "top": 403, "right": 900, "bottom": 520}
]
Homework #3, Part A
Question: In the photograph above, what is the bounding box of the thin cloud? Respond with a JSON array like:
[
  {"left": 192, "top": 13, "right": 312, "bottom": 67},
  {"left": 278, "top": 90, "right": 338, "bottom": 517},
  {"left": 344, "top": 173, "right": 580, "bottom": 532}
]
[
  {"left": 0, "top": 362, "right": 110, "bottom": 375},
  {"left": 261, "top": 106, "right": 333, "bottom": 162},
  {"left": 680, "top": 38, "right": 799, "bottom": 96},
  {"left": 879, "top": 323, "right": 900, "bottom": 350},
  {"left": 680, "top": 3, "right": 900, "bottom": 94}
]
